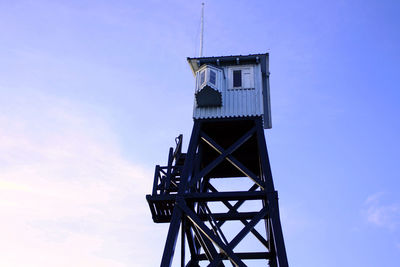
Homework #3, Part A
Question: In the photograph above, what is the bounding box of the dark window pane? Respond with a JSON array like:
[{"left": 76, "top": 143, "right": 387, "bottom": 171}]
[
  {"left": 209, "top": 70, "right": 216, "bottom": 85},
  {"left": 233, "top": 70, "right": 242, "bottom": 87},
  {"left": 200, "top": 70, "right": 205, "bottom": 85}
]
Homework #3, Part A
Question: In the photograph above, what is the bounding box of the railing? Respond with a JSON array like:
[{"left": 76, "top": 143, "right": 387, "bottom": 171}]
[{"left": 151, "top": 135, "right": 185, "bottom": 196}]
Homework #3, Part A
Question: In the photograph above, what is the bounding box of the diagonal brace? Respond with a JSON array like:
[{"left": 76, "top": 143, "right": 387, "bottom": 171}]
[
  {"left": 189, "top": 126, "right": 256, "bottom": 188},
  {"left": 178, "top": 202, "right": 246, "bottom": 267},
  {"left": 198, "top": 130, "right": 265, "bottom": 189}
]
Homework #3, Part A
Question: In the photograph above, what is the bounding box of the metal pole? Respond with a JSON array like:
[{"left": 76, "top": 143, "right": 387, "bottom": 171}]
[{"left": 199, "top": 3, "right": 204, "bottom": 57}]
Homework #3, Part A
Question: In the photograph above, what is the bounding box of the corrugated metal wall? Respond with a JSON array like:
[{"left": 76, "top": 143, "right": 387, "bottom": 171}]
[{"left": 193, "top": 64, "right": 264, "bottom": 119}]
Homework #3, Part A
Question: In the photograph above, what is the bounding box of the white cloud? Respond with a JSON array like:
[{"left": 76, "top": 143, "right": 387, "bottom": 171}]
[
  {"left": 0, "top": 91, "right": 166, "bottom": 266},
  {"left": 364, "top": 192, "right": 400, "bottom": 230}
]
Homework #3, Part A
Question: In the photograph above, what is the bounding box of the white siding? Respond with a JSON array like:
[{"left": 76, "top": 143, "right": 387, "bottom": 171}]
[{"left": 193, "top": 64, "right": 264, "bottom": 119}]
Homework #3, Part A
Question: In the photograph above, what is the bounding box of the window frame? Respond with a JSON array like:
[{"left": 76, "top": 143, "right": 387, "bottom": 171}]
[
  {"left": 200, "top": 69, "right": 206, "bottom": 86},
  {"left": 196, "top": 66, "right": 220, "bottom": 92},
  {"left": 209, "top": 69, "right": 217, "bottom": 85},
  {"left": 228, "top": 66, "right": 254, "bottom": 90},
  {"left": 233, "top": 70, "right": 242, "bottom": 88}
]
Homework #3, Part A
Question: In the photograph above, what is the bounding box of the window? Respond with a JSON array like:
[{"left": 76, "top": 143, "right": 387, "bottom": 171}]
[
  {"left": 229, "top": 66, "right": 254, "bottom": 89},
  {"left": 200, "top": 70, "right": 206, "bottom": 85},
  {"left": 233, "top": 70, "right": 242, "bottom": 87},
  {"left": 209, "top": 70, "right": 216, "bottom": 85},
  {"left": 197, "top": 67, "right": 219, "bottom": 91}
]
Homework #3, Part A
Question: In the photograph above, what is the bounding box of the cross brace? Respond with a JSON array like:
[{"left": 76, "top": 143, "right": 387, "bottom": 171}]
[{"left": 146, "top": 117, "right": 288, "bottom": 266}]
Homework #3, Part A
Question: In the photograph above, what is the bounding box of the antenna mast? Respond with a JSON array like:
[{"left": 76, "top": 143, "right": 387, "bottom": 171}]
[{"left": 199, "top": 3, "right": 204, "bottom": 57}]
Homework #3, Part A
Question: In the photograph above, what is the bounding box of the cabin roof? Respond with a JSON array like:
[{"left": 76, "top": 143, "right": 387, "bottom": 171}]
[{"left": 187, "top": 53, "right": 269, "bottom": 75}]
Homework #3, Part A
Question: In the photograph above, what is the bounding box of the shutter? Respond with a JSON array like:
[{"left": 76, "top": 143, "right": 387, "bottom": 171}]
[{"left": 242, "top": 67, "right": 253, "bottom": 88}]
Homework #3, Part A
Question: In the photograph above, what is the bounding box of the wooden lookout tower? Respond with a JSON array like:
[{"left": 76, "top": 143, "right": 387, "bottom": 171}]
[{"left": 146, "top": 53, "right": 289, "bottom": 266}]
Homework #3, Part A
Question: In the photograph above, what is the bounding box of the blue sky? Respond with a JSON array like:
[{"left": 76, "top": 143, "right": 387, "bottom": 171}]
[{"left": 0, "top": 0, "right": 399, "bottom": 266}]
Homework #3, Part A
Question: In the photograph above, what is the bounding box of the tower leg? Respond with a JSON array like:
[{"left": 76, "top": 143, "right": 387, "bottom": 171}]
[
  {"left": 160, "top": 122, "right": 202, "bottom": 267},
  {"left": 161, "top": 207, "right": 182, "bottom": 267},
  {"left": 255, "top": 119, "right": 289, "bottom": 267}
]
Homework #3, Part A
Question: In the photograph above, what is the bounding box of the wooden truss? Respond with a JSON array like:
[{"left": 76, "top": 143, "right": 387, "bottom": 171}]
[{"left": 147, "top": 117, "right": 288, "bottom": 266}]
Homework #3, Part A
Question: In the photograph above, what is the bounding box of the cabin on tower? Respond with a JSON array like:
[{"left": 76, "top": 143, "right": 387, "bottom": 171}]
[{"left": 187, "top": 53, "right": 272, "bottom": 129}]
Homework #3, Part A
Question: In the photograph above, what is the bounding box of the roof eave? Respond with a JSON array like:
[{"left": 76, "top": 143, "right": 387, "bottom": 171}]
[{"left": 187, "top": 53, "right": 268, "bottom": 74}]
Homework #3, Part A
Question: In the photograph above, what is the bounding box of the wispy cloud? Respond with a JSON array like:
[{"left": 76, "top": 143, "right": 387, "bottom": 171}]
[
  {"left": 0, "top": 91, "right": 165, "bottom": 266},
  {"left": 364, "top": 192, "right": 400, "bottom": 230}
]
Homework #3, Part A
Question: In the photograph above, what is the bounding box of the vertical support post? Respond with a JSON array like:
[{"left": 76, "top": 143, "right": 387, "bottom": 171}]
[
  {"left": 160, "top": 121, "right": 202, "bottom": 267},
  {"left": 161, "top": 207, "right": 182, "bottom": 267},
  {"left": 153, "top": 165, "right": 160, "bottom": 195},
  {"left": 255, "top": 118, "right": 289, "bottom": 267},
  {"left": 181, "top": 218, "right": 186, "bottom": 266},
  {"left": 268, "top": 219, "right": 278, "bottom": 267},
  {"left": 164, "top": 147, "right": 174, "bottom": 194}
]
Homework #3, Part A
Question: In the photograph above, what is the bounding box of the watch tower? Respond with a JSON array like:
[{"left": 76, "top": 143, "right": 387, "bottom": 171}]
[{"left": 146, "top": 53, "right": 289, "bottom": 266}]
